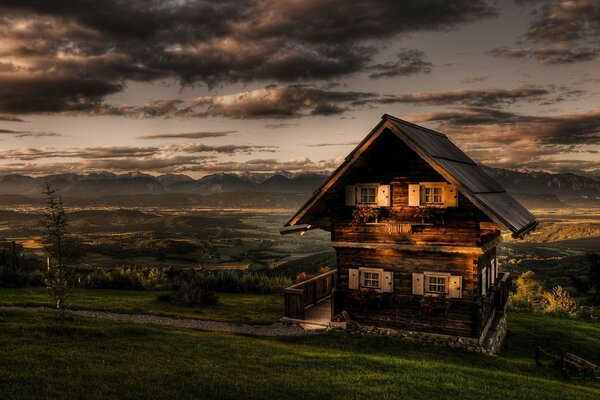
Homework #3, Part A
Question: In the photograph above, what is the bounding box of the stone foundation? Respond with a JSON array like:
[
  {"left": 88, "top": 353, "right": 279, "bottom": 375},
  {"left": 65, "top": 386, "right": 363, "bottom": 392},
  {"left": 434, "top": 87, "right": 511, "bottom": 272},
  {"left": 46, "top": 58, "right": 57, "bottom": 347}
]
[{"left": 331, "top": 311, "right": 508, "bottom": 354}]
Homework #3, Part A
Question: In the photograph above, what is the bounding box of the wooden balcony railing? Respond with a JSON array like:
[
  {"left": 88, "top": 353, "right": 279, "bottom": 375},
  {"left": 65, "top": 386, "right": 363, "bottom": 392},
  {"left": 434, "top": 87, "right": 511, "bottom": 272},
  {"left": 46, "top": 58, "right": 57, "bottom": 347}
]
[{"left": 283, "top": 269, "right": 337, "bottom": 320}]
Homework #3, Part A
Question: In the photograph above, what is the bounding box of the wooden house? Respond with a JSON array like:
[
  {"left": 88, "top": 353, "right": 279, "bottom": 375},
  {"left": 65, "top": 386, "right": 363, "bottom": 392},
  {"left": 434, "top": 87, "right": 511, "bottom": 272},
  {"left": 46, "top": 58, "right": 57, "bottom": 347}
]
[{"left": 282, "top": 114, "right": 537, "bottom": 345}]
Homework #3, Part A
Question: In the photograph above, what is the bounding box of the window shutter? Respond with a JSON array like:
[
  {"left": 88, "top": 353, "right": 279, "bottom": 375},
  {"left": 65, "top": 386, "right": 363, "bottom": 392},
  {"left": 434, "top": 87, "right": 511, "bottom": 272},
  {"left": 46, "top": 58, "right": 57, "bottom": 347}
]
[
  {"left": 348, "top": 269, "right": 359, "bottom": 290},
  {"left": 491, "top": 258, "right": 497, "bottom": 284},
  {"left": 345, "top": 185, "right": 356, "bottom": 206},
  {"left": 481, "top": 267, "right": 487, "bottom": 296},
  {"left": 383, "top": 271, "right": 393, "bottom": 293},
  {"left": 412, "top": 273, "right": 424, "bottom": 295},
  {"left": 449, "top": 276, "right": 462, "bottom": 298},
  {"left": 377, "top": 185, "right": 391, "bottom": 207},
  {"left": 408, "top": 184, "right": 420, "bottom": 207},
  {"left": 445, "top": 185, "right": 458, "bottom": 207}
]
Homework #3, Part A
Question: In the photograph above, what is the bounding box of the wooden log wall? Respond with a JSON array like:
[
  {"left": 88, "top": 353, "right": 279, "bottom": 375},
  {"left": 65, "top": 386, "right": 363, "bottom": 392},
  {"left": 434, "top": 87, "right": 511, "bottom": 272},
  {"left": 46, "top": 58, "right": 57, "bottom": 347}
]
[{"left": 336, "top": 247, "right": 477, "bottom": 299}]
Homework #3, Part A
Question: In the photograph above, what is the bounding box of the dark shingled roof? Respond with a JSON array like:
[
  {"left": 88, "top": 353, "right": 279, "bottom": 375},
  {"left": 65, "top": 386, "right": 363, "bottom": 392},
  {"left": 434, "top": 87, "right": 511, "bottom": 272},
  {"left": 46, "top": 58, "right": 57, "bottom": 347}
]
[{"left": 284, "top": 114, "right": 537, "bottom": 238}]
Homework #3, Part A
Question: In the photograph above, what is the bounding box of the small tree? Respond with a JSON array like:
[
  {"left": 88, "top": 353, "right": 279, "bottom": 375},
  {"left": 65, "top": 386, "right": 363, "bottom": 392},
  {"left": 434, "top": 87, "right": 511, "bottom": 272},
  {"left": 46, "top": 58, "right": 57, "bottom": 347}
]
[
  {"left": 41, "top": 183, "right": 79, "bottom": 324},
  {"left": 510, "top": 271, "right": 544, "bottom": 310}
]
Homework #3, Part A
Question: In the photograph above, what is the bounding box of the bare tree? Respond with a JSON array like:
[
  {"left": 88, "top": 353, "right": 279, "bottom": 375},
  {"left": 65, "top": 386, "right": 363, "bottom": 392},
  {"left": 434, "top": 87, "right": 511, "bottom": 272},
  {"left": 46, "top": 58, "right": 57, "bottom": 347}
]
[{"left": 41, "top": 183, "right": 78, "bottom": 324}]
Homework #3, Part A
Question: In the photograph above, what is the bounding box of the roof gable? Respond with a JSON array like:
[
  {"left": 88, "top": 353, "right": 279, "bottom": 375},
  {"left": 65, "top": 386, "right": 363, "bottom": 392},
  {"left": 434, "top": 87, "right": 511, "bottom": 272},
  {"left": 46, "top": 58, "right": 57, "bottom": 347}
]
[{"left": 285, "top": 114, "right": 537, "bottom": 238}]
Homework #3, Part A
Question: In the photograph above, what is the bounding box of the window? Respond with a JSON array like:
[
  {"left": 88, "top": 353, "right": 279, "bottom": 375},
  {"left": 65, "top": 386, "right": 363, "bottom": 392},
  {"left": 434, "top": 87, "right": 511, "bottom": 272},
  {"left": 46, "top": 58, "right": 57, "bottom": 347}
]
[
  {"left": 358, "top": 185, "right": 377, "bottom": 204},
  {"left": 362, "top": 271, "right": 380, "bottom": 289},
  {"left": 426, "top": 275, "right": 447, "bottom": 294},
  {"left": 421, "top": 186, "right": 444, "bottom": 205}
]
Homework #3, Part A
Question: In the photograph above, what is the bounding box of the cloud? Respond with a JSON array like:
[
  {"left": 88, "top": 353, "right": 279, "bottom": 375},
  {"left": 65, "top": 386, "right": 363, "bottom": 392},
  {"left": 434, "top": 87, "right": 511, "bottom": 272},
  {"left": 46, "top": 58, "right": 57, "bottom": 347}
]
[
  {"left": 137, "top": 131, "right": 236, "bottom": 140},
  {"left": 0, "top": 115, "right": 27, "bottom": 122},
  {"left": 305, "top": 141, "right": 360, "bottom": 147},
  {"left": 378, "top": 85, "right": 551, "bottom": 107},
  {"left": 178, "top": 157, "right": 341, "bottom": 174},
  {"left": 459, "top": 76, "right": 489, "bottom": 84},
  {"left": 491, "top": 46, "right": 598, "bottom": 65},
  {"left": 368, "top": 49, "right": 432, "bottom": 79},
  {"left": 264, "top": 123, "right": 298, "bottom": 129},
  {"left": 0, "top": 143, "right": 275, "bottom": 161},
  {"left": 0, "top": 128, "right": 62, "bottom": 138},
  {"left": 521, "top": 0, "right": 600, "bottom": 43},
  {"left": 77, "top": 84, "right": 565, "bottom": 120},
  {"left": 403, "top": 107, "right": 600, "bottom": 170},
  {"left": 0, "top": 0, "right": 497, "bottom": 114}
]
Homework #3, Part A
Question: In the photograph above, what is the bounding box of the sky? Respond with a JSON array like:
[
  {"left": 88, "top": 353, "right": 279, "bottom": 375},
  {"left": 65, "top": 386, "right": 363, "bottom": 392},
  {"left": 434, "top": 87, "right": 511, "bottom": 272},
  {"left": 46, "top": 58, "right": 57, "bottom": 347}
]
[{"left": 0, "top": 0, "right": 598, "bottom": 178}]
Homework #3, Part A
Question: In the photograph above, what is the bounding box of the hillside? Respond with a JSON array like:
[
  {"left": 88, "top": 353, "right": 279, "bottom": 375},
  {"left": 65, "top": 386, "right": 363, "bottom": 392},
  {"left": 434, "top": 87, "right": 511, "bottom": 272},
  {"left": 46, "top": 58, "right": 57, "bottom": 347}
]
[{"left": 0, "top": 308, "right": 598, "bottom": 400}]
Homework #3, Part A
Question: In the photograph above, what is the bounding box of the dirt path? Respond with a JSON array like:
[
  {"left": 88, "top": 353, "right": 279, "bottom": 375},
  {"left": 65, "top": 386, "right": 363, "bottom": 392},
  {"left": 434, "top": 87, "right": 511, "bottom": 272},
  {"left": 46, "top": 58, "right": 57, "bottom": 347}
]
[{"left": 0, "top": 306, "right": 313, "bottom": 336}]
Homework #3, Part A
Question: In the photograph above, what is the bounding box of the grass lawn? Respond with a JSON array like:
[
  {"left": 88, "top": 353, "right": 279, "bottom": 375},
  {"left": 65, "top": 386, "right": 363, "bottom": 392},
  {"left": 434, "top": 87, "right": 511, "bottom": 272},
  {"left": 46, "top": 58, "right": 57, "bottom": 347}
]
[
  {"left": 0, "top": 287, "right": 282, "bottom": 324},
  {"left": 0, "top": 310, "right": 598, "bottom": 399}
]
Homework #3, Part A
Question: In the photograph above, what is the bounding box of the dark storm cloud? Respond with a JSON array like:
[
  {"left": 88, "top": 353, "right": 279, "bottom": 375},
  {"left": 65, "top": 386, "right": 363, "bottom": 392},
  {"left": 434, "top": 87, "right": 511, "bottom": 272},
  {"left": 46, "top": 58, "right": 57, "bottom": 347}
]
[
  {"left": 378, "top": 85, "right": 551, "bottom": 107},
  {"left": 0, "top": 0, "right": 497, "bottom": 114},
  {"left": 0, "top": 129, "right": 62, "bottom": 138},
  {"left": 490, "top": 46, "right": 598, "bottom": 65},
  {"left": 137, "top": 131, "right": 236, "bottom": 140},
  {"left": 368, "top": 49, "right": 433, "bottom": 79}
]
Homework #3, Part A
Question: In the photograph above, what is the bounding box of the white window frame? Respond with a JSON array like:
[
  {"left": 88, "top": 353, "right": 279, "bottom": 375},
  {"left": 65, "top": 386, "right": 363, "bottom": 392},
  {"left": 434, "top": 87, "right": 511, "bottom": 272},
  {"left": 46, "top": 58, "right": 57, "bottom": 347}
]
[
  {"left": 356, "top": 184, "right": 379, "bottom": 205},
  {"left": 419, "top": 183, "right": 447, "bottom": 206},
  {"left": 423, "top": 272, "right": 450, "bottom": 296},
  {"left": 359, "top": 267, "right": 383, "bottom": 292}
]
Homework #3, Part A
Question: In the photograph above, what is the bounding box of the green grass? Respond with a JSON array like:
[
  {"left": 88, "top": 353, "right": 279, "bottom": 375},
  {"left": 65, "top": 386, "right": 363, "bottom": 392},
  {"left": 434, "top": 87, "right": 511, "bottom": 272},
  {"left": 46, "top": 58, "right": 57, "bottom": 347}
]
[
  {"left": 0, "top": 287, "right": 282, "bottom": 324},
  {"left": 0, "top": 310, "right": 598, "bottom": 399}
]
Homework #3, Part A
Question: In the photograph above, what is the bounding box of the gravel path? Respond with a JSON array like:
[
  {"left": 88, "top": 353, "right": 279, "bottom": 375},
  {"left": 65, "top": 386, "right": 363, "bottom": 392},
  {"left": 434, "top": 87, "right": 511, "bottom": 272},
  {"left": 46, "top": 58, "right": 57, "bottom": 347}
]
[{"left": 0, "top": 306, "right": 312, "bottom": 336}]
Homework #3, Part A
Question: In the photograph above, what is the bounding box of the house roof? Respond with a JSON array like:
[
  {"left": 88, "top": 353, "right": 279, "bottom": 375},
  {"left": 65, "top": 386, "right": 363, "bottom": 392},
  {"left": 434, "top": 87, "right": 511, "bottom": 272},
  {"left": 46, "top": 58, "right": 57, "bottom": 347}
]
[{"left": 284, "top": 114, "right": 538, "bottom": 238}]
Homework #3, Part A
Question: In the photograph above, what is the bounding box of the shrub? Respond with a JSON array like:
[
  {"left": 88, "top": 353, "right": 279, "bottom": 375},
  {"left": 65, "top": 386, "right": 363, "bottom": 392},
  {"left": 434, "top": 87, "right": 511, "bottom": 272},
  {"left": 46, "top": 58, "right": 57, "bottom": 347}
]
[
  {"left": 191, "top": 270, "right": 291, "bottom": 294},
  {"left": 78, "top": 267, "right": 172, "bottom": 290},
  {"left": 509, "top": 271, "right": 544, "bottom": 311},
  {"left": 540, "top": 286, "right": 578, "bottom": 316},
  {"left": 165, "top": 277, "right": 219, "bottom": 307}
]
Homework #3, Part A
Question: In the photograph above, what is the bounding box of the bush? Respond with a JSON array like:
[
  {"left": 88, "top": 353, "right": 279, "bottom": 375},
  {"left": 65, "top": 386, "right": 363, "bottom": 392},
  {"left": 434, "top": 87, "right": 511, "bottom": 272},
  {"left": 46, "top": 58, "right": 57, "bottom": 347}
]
[
  {"left": 77, "top": 267, "right": 172, "bottom": 290},
  {"left": 509, "top": 271, "right": 544, "bottom": 311},
  {"left": 540, "top": 286, "right": 578, "bottom": 316},
  {"left": 191, "top": 270, "right": 291, "bottom": 294},
  {"left": 163, "top": 277, "right": 219, "bottom": 307}
]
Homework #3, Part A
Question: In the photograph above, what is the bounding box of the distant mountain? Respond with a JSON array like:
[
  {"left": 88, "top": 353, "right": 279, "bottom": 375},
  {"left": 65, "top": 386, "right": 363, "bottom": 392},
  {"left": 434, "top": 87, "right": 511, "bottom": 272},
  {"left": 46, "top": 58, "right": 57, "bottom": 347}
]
[
  {"left": 257, "top": 174, "right": 325, "bottom": 193},
  {"left": 0, "top": 168, "right": 597, "bottom": 204},
  {"left": 483, "top": 167, "right": 600, "bottom": 203}
]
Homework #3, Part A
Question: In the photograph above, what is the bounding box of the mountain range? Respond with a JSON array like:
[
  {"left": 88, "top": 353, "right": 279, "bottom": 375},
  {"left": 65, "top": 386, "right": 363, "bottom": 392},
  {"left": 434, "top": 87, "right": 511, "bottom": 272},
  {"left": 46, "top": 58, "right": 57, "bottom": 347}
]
[{"left": 0, "top": 168, "right": 598, "bottom": 205}]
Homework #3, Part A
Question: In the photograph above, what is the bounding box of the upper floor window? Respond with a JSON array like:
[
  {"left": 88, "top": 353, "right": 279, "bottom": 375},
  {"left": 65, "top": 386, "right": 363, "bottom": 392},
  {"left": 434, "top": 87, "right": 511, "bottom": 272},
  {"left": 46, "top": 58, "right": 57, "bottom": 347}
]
[
  {"left": 423, "top": 186, "right": 443, "bottom": 204},
  {"left": 359, "top": 186, "right": 377, "bottom": 204},
  {"left": 426, "top": 275, "right": 447, "bottom": 294}
]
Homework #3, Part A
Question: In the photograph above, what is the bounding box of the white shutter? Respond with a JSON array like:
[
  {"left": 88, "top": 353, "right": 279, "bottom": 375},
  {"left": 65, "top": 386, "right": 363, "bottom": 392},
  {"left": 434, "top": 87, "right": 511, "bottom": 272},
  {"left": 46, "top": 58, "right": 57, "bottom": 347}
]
[
  {"left": 449, "top": 276, "right": 462, "bottom": 298},
  {"left": 383, "top": 271, "right": 393, "bottom": 293},
  {"left": 412, "top": 273, "right": 424, "bottom": 295},
  {"left": 408, "top": 184, "right": 420, "bottom": 206},
  {"left": 377, "top": 185, "right": 391, "bottom": 207},
  {"left": 445, "top": 185, "right": 458, "bottom": 207},
  {"left": 348, "top": 268, "right": 359, "bottom": 290},
  {"left": 490, "top": 258, "right": 496, "bottom": 285},
  {"left": 345, "top": 185, "right": 356, "bottom": 206},
  {"left": 481, "top": 267, "right": 487, "bottom": 296}
]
